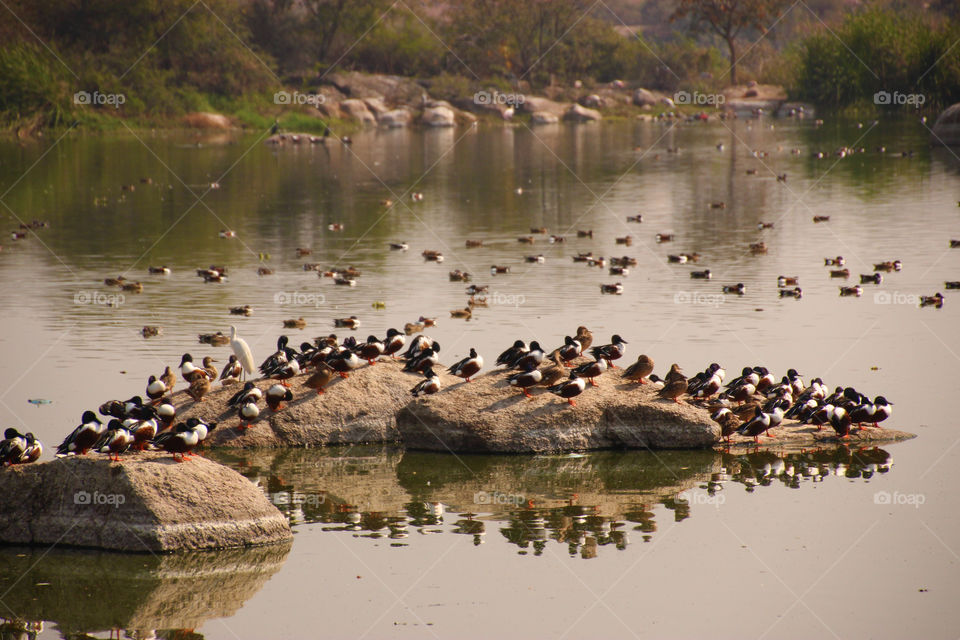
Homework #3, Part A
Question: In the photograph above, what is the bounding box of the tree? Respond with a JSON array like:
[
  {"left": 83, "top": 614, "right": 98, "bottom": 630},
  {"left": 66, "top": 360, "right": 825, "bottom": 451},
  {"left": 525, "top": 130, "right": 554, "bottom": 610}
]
[{"left": 671, "top": 0, "right": 787, "bottom": 86}]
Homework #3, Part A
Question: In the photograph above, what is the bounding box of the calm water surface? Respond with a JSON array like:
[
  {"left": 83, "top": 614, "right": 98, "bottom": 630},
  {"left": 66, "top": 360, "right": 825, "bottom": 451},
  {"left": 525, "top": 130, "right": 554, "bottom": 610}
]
[{"left": 0, "top": 117, "right": 958, "bottom": 638}]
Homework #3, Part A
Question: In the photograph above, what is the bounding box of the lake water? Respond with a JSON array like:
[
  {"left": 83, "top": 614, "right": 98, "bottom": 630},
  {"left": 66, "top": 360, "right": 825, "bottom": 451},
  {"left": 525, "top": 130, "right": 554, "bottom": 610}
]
[{"left": 0, "top": 117, "right": 958, "bottom": 638}]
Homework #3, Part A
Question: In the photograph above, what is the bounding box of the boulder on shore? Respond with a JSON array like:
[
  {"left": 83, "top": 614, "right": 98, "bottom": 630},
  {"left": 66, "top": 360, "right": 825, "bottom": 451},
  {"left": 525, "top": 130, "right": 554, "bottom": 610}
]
[
  {"left": 379, "top": 108, "right": 413, "bottom": 128},
  {"left": 531, "top": 111, "right": 560, "bottom": 125},
  {"left": 339, "top": 98, "right": 377, "bottom": 126},
  {"left": 421, "top": 105, "right": 456, "bottom": 127},
  {"left": 563, "top": 103, "right": 602, "bottom": 123},
  {"left": 182, "top": 112, "right": 231, "bottom": 129},
  {"left": 0, "top": 452, "right": 292, "bottom": 551}
]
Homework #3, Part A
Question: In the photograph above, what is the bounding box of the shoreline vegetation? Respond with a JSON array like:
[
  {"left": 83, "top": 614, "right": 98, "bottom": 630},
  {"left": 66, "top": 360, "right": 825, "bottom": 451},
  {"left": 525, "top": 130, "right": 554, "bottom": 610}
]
[{"left": 1, "top": 1, "right": 958, "bottom": 138}]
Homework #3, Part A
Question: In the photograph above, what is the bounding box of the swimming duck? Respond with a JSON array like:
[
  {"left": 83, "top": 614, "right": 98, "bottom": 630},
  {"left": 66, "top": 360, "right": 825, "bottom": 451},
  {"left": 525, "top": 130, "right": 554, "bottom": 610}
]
[
  {"left": 238, "top": 398, "right": 260, "bottom": 429},
  {"left": 382, "top": 328, "right": 406, "bottom": 359},
  {"left": 355, "top": 335, "right": 385, "bottom": 365},
  {"left": 148, "top": 266, "right": 171, "bottom": 275},
  {"left": 812, "top": 215, "right": 830, "bottom": 223},
  {"left": 490, "top": 265, "right": 511, "bottom": 274},
  {"left": 333, "top": 316, "right": 361, "bottom": 329},
  {"left": 187, "top": 375, "right": 211, "bottom": 402},
  {"left": 514, "top": 341, "right": 544, "bottom": 371},
  {"left": 449, "top": 269, "right": 472, "bottom": 281},
  {"left": 830, "top": 268, "right": 850, "bottom": 278},
  {"left": 758, "top": 222, "right": 775, "bottom": 229},
  {"left": 577, "top": 230, "right": 593, "bottom": 238},
  {"left": 258, "top": 267, "right": 274, "bottom": 276},
  {"left": 722, "top": 283, "right": 746, "bottom": 295},
  {"left": 219, "top": 354, "right": 242, "bottom": 385},
  {"left": 655, "top": 233, "right": 673, "bottom": 243},
  {"left": 591, "top": 335, "right": 628, "bottom": 368},
  {"left": 404, "top": 322, "right": 425, "bottom": 335},
  {"left": 600, "top": 283, "right": 623, "bottom": 295},
  {"left": 549, "top": 235, "right": 565, "bottom": 243},
  {"left": 517, "top": 236, "right": 535, "bottom": 244},
  {"left": 951, "top": 239, "right": 960, "bottom": 248},
  {"left": 450, "top": 307, "right": 473, "bottom": 319},
  {"left": 328, "top": 223, "right": 344, "bottom": 231},
  {"left": 104, "top": 276, "right": 126, "bottom": 287},
  {"left": 860, "top": 273, "right": 882, "bottom": 284},
  {"left": 508, "top": 366, "right": 542, "bottom": 397},
  {"left": 944, "top": 281, "right": 960, "bottom": 290},
  {"left": 281, "top": 317, "right": 307, "bottom": 330},
  {"left": 658, "top": 376, "right": 687, "bottom": 404},
  {"left": 56, "top": 411, "right": 104, "bottom": 456},
  {"left": 411, "top": 192, "right": 424, "bottom": 202},
  {"left": 411, "top": 367, "right": 441, "bottom": 397},
  {"left": 572, "top": 252, "right": 594, "bottom": 263},
  {"left": 467, "top": 296, "right": 488, "bottom": 308},
  {"left": 230, "top": 305, "right": 253, "bottom": 316},
  {"left": 333, "top": 277, "right": 356, "bottom": 286},
  {"left": 575, "top": 327, "right": 593, "bottom": 351},
  {"left": 219, "top": 229, "right": 237, "bottom": 239},
  {"left": 919, "top": 293, "right": 944, "bottom": 308},
  {"left": 572, "top": 357, "right": 607, "bottom": 387},
  {"left": 623, "top": 355, "right": 654, "bottom": 384},
  {"left": 390, "top": 241, "right": 409, "bottom": 250},
  {"left": 525, "top": 255, "right": 546, "bottom": 263},
  {"left": 748, "top": 242, "right": 767, "bottom": 254},
  {"left": 305, "top": 363, "right": 336, "bottom": 395},
  {"left": 547, "top": 371, "right": 587, "bottom": 407},
  {"left": 557, "top": 336, "right": 582, "bottom": 365},
  {"left": 266, "top": 384, "right": 293, "bottom": 412},
  {"left": 199, "top": 331, "right": 230, "bottom": 346},
  {"left": 152, "top": 421, "right": 200, "bottom": 461},
  {"left": 616, "top": 236, "right": 633, "bottom": 246},
  {"left": 587, "top": 257, "right": 607, "bottom": 269},
  {"left": 464, "top": 239, "right": 484, "bottom": 248},
  {"left": 422, "top": 250, "right": 444, "bottom": 262},
  {"left": 626, "top": 215, "right": 643, "bottom": 223},
  {"left": 121, "top": 281, "right": 143, "bottom": 293},
  {"left": 448, "top": 348, "right": 483, "bottom": 382},
  {"left": 777, "top": 276, "right": 799, "bottom": 286},
  {"left": 779, "top": 287, "right": 802, "bottom": 299},
  {"left": 93, "top": 420, "right": 133, "bottom": 461},
  {"left": 609, "top": 266, "right": 629, "bottom": 276},
  {"left": 530, "top": 227, "right": 547, "bottom": 234},
  {"left": 690, "top": 269, "right": 712, "bottom": 279},
  {"left": 146, "top": 375, "right": 167, "bottom": 402},
  {"left": 824, "top": 256, "right": 845, "bottom": 266},
  {"left": 839, "top": 285, "right": 862, "bottom": 297}
]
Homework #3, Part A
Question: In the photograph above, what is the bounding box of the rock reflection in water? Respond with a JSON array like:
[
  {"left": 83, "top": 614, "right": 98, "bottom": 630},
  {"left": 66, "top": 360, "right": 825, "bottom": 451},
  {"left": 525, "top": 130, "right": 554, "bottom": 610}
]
[{"left": 210, "top": 446, "right": 894, "bottom": 558}]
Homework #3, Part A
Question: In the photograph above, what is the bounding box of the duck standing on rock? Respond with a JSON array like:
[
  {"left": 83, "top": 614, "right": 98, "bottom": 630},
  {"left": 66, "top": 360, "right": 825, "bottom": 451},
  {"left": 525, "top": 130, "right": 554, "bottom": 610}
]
[
  {"left": 259, "top": 336, "right": 294, "bottom": 376},
  {"left": 575, "top": 326, "right": 593, "bottom": 351},
  {"left": 537, "top": 353, "right": 566, "bottom": 388},
  {"left": 228, "top": 381, "right": 262, "bottom": 409},
  {"left": 152, "top": 422, "right": 200, "bottom": 462},
  {"left": 328, "top": 339, "right": 362, "bottom": 378},
  {"left": 355, "top": 335, "right": 385, "bottom": 365},
  {"left": 556, "top": 336, "right": 582, "bottom": 366},
  {"left": 180, "top": 353, "right": 206, "bottom": 383},
  {"left": 219, "top": 354, "right": 243, "bottom": 385},
  {"left": 201, "top": 356, "right": 218, "bottom": 381},
  {"left": 496, "top": 340, "right": 528, "bottom": 368},
  {"left": 187, "top": 375, "right": 211, "bottom": 402},
  {"left": 271, "top": 357, "right": 301, "bottom": 387},
  {"left": 146, "top": 375, "right": 167, "bottom": 403},
  {"left": 411, "top": 367, "right": 441, "bottom": 397},
  {"left": 238, "top": 397, "right": 260, "bottom": 430},
  {"left": 591, "top": 335, "right": 628, "bottom": 368},
  {"left": 404, "top": 341, "right": 440, "bottom": 374},
  {"left": 514, "top": 341, "right": 544, "bottom": 371},
  {"left": 508, "top": 366, "right": 542, "bottom": 398},
  {"left": 623, "top": 355, "right": 654, "bottom": 384},
  {"left": 448, "top": 348, "right": 484, "bottom": 382},
  {"left": 305, "top": 363, "right": 336, "bottom": 395},
  {"left": 93, "top": 419, "right": 133, "bottom": 461},
  {"left": 56, "top": 411, "right": 104, "bottom": 456},
  {"left": 548, "top": 371, "right": 587, "bottom": 407},
  {"left": 160, "top": 366, "right": 176, "bottom": 394},
  {"left": 572, "top": 357, "right": 608, "bottom": 387},
  {"left": 658, "top": 373, "right": 688, "bottom": 404},
  {"left": 1, "top": 428, "right": 39, "bottom": 466},
  {"left": 266, "top": 384, "right": 293, "bottom": 412},
  {"left": 382, "top": 328, "right": 406, "bottom": 359}
]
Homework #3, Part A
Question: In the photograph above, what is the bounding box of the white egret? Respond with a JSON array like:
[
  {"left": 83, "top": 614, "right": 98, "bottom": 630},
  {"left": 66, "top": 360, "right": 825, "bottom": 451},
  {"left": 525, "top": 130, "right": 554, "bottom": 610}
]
[{"left": 230, "top": 326, "right": 255, "bottom": 381}]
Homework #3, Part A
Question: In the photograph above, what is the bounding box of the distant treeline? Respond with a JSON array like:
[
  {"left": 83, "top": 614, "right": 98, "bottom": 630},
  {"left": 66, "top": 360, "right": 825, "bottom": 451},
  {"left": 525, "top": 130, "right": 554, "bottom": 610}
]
[{"left": 0, "top": 0, "right": 958, "bottom": 131}]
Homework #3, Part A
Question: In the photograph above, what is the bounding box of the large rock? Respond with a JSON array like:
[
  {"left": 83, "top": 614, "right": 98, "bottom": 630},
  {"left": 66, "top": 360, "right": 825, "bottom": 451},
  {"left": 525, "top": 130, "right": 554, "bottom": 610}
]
[
  {"left": 563, "top": 103, "right": 602, "bottom": 123},
  {"left": 0, "top": 453, "right": 292, "bottom": 551},
  {"left": 633, "top": 88, "right": 657, "bottom": 107},
  {"left": 339, "top": 98, "right": 376, "bottom": 126},
  {"left": 363, "top": 96, "right": 390, "bottom": 118},
  {"left": 325, "top": 71, "right": 426, "bottom": 104},
  {"left": 182, "top": 112, "right": 231, "bottom": 129},
  {"left": 379, "top": 108, "right": 413, "bottom": 128},
  {"left": 397, "top": 368, "right": 718, "bottom": 453},
  {"left": 518, "top": 95, "right": 567, "bottom": 115},
  {"left": 421, "top": 105, "right": 456, "bottom": 127},
  {"left": 932, "top": 103, "right": 960, "bottom": 146},
  {"left": 0, "top": 543, "right": 289, "bottom": 635}
]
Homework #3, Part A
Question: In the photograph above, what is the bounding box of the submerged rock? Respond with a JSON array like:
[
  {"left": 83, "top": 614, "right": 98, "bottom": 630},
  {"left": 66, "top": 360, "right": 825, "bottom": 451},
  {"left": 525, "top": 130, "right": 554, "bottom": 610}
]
[
  {"left": 0, "top": 452, "right": 292, "bottom": 551},
  {"left": 932, "top": 103, "right": 960, "bottom": 146}
]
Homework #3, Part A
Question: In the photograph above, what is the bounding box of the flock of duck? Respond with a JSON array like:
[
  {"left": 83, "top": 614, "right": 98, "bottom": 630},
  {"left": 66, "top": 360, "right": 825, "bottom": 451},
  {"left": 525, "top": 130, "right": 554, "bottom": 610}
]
[{"left": 0, "top": 317, "right": 897, "bottom": 467}]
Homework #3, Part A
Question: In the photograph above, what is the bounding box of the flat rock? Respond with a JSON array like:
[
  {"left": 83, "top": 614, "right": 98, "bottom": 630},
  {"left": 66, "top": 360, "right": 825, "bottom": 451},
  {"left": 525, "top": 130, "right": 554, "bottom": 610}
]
[
  {"left": 379, "top": 108, "right": 413, "bottom": 128},
  {"left": 563, "top": 103, "right": 602, "bottom": 122},
  {"left": 519, "top": 95, "right": 567, "bottom": 115},
  {"left": 0, "top": 452, "right": 292, "bottom": 551},
  {"left": 531, "top": 111, "right": 560, "bottom": 125},
  {"left": 397, "top": 366, "right": 718, "bottom": 453}
]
